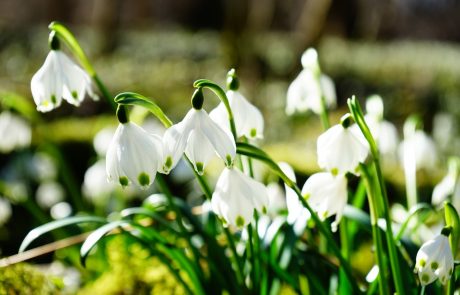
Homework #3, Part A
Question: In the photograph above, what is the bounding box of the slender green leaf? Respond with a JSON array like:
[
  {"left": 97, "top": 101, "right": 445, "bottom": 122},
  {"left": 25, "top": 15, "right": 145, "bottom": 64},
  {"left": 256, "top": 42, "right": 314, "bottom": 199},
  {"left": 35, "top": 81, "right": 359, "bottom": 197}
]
[
  {"left": 80, "top": 220, "right": 128, "bottom": 266},
  {"left": 114, "top": 92, "right": 172, "bottom": 127},
  {"left": 445, "top": 201, "right": 460, "bottom": 257},
  {"left": 19, "top": 216, "right": 106, "bottom": 253}
]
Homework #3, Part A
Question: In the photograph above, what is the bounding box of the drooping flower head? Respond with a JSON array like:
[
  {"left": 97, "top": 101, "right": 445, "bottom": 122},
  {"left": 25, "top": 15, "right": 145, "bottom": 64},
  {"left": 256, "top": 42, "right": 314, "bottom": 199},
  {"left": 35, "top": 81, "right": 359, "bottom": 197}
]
[
  {"left": 161, "top": 88, "right": 236, "bottom": 175},
  {"left": 210, "top": 69, "right": 264, "bottom": 140},
  {"left": 432, "top": 157, "right": 460, "bottom": 206},
  {"left": 286, "top": 48, "right": 336, "bottom": 115},
  {"left": 301, "top": 172, "right": 348, "bottom": 232},
  {"left": 317, "top": 114, "right": 369, "bottom": 175},
  {"left": 211, "top": 167, "right": 269, "bottom": 228},
  {"left": 106, "top": 106, "right": 163, "bottom": 189},
  {"left": 31, "top": 33, "right": 95, "bottom": 112},
  {"left": 415, "top": 228, "right": 454, "bottom": 286}
]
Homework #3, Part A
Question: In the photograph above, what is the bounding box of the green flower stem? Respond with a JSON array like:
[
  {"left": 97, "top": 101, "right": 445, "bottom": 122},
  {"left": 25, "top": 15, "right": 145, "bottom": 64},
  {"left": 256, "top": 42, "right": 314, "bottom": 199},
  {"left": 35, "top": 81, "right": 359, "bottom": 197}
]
[
  {"left": 236, "top": 142, "right": 360, "bottom": 294},
  {"left": 48, "top": 21, "right": 116, "bottom": 109},
  {"left": 193, "top": 79, "right": 238, "bottom": 140},
  {"left": 348, "top": 97, "right": 405, "bottom": 295},
  {"left": 403, "top": 116, "right": 420, "bottom": 209},
  {"left": 360, "top": 163, "right": 390, "bottom": 295},
  {"left": 114, "top": 92, "right": 173, "bottom": 127},
  {"left": 113, "top": 92, "right": 246, "bottom": 286},
  {"left": 319, "top": 95, "right": 330, "bottom": 130},
  {"left": 444, "top": 201, "right": 460, "bottom": 295},
  {"left": 241, "top": 137, "right": 261, "bottom": 290}
]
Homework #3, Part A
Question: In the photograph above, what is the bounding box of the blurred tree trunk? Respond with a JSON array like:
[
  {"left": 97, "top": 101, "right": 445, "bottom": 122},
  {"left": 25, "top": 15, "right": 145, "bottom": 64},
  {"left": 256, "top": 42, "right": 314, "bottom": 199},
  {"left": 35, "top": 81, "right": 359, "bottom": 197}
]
[
  {"left": 294, "top": 0, "right": 332, "bottom": 53},
  {"left": 91, "top": 0, "right": 123, "bottom": 54}
]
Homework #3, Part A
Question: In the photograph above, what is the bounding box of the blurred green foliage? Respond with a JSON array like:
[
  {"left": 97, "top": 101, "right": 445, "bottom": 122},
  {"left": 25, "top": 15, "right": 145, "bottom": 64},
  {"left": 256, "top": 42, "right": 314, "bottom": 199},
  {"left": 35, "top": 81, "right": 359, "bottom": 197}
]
[{"left": 0, "top": 263, "right": 62, "bottom": 294}]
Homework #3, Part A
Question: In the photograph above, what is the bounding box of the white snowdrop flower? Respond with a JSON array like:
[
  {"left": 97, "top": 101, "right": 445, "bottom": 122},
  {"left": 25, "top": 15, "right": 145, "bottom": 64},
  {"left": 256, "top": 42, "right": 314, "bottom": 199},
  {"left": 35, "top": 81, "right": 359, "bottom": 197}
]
[
  {"left": 93, "top": 127, "right": 116, "bottom": 157},
  {"left": 399, "top": 130, "right": 438, "bottom": 171},
  {"left": 0, "top": 111, "right": 31, "bottom": 153},
  {"left": 317, "top": 115, "right": 369, "bottom": 175},
  {"left": 433, "top": 113, "right": 457, "bottom": 151},
  {"left": 432, "top": 158, "right": 459, "bottom": 206},
  {"left": 301, "top": 48, "right": 320, "bottom": 71},
  {"left": 50, "top": 202, "right": 72, "bottom": 220},
  {"left": 286, "top": 72, "right": 336, "bottom": 115},
  {"left": 211, "top": 167, "right": 269, "bottom": 228},
  {"left": 266, "top": 183, "right": 287, "bottom": 216},
  {"left": 210, "top": 90, "right": 264, "bottom": 140},
  {"left": 365, "top": 94, "right": 384, "bottom": 119},
  {"left": 161, "top": 89, "right": 236, "bottom": 175},
  {"left": 31, "top": 48, "right": 94, "bottom": 112},
  {"left": 36, "top": 181, "right": 65, "bottom": 209},
  {"left": 0, "top": 197, "right": 12, "bottom": 226},
  {"left": 415, "top": 231, "right": 454, "bottom": 286},
  {"left": 106, "top": 121, "right": 163, "bottom": 188},
  {"left": 286, "top": 48, "right": 336, "bottom": 115},
  {"left": 301, "top": 172, "right": 348, "bottom": 232},
  {"left": 83, "top": 160, "right": 116, "bottom": 203},
  {"left": 279, "top": 162, "right": 311, "bottom": 235}
]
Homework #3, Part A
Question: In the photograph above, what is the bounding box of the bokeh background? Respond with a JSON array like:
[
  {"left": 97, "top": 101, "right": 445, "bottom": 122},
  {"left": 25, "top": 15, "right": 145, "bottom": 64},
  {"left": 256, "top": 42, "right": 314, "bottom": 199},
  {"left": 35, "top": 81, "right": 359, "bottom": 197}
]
[{"left": 1, "top": 0, "right": 460, "bottom": 292}]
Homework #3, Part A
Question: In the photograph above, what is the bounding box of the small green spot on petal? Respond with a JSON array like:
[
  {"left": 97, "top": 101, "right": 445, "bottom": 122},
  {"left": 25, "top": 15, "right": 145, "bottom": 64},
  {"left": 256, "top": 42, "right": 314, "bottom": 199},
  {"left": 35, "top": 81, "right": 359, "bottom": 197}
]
[
  {"left": 236, "top": 216, "right": 245, "bottom": 228},
  {"left": 138, "top": 172, "right": 150, "bottom": 187},
  {"left": 51, "top": 94, "right": 57, "bottom": 104},
  {"left": 195, "top": 162, "right": 204, "bottom": 175},
  {"left": 430, "top": 261, "right": 439, "bottom": 270},
  {"left": 250, "top": 128, "right": 257, "bottom": 138},
  {"left": 119, "top": 176, "right": 129, "bottom": 187},
  {"left": 419, "top": 259, "right": 426, "bottom": 267},
  {"left": 225, "top": 154, "right": 233, "bottom": 166},
  {"left": 163, "top": 156, "right": 173, "bottom": 172},
  {"left": 421, "top": 274, "right": 430, "bottom": 283},
  {"left": 303, "top": 193, "right": 310, "bottom": 200},
  {"left": 262, "top": 206, "right": 267, "bottom": 215},
  {"left": 331, "top": 168, "right": 338, "bottom": 176},
  {"left": 71, "top": 90, "right": 78, "bottom": 99}
]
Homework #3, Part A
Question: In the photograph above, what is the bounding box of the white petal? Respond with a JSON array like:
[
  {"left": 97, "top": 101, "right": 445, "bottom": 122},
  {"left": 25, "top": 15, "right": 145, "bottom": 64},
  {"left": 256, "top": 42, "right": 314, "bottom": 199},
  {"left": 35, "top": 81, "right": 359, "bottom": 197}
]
[
  {"left": 161, "top": 110, "right": 195, "bottom": 173},
  {"left": 106, "top": 122, "right": 162, "bottom": 188},
  {"left": 301, "top": 172, "right": 348, "bottom": 222},
  {"left": 185, "top": 129, "right": 215, "bottom": 174},
  {"left": 211, "top": 167, "right": 268, "bottom": 227},
  {"left": 227, "top": 91, "right": 264, "bottom": 139},
  {"left": 53, "top": 52, "right": 89, "bottom": 105},
  {"left": 319, "top": 74, "right": 337, "bottom": 110},
  {"left": 197, "top": 109, "right": 236, "bottom": 166},
  {"left": 209, "top": 103, "right": 229, "bottom": 134},
  {"left": 317, "top": 125, "right": 369, "bottom": 174},
  {"left": 31, "top": 51, "right": 63, "bottom": 112}
]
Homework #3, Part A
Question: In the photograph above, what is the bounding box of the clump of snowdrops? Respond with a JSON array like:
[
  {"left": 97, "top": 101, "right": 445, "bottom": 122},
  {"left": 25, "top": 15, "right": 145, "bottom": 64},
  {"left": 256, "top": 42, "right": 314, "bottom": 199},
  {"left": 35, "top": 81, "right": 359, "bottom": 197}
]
[{"left": 12, "top": 22, "right": 460, "bottom": 294}]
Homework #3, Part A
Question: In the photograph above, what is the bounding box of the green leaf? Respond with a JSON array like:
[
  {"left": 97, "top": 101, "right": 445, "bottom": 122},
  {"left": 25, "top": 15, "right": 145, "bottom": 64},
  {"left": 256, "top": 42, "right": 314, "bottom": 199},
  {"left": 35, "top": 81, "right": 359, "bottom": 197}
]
[
  {"left": 114, "top": 92, "right": 172, "bottom": 128},
  {"left": 444, "top": 201, "right": 460, "bottom": 257},
  {"left": 80, "top": 220, "right": 128, "bottom": 266},
  {"left": 19, "top": 216, "right": 106, "bottom": 253},
  {"left": 0, "top": 92, "right": 40, "bottom": 122}
]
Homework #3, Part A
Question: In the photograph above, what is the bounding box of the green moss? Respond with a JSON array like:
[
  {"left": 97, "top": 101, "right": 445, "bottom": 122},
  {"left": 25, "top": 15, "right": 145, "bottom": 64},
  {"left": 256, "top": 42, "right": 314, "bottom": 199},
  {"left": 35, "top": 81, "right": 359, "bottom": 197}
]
[
  {"left": 0, "top": 263, "right": 62, "bottom": 295},
  {"left": 78, "top": 237, "right": 185, "bottom": 295}
]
